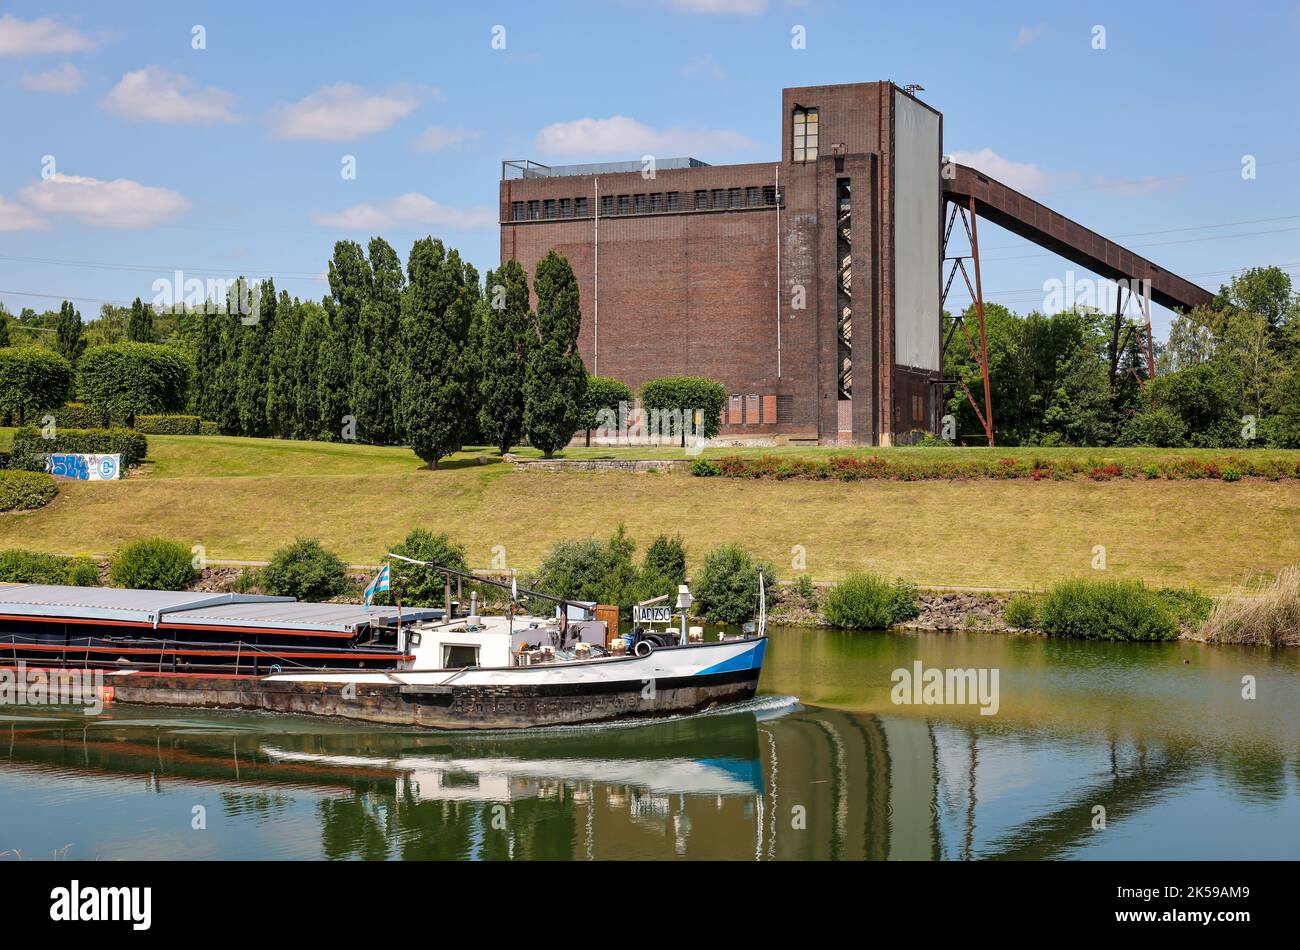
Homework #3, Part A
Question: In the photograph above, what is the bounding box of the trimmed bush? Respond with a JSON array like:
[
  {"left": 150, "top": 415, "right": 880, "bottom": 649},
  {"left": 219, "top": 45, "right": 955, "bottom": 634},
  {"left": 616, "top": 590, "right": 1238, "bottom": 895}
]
[
  {"left": 581, "top": 375, "right": 633, "bottom": 441},
  {"left": 8, "top": 426, "right": 147, "bottom": 471},
  {"left": 135, "top": 414, "right": 201, "bottom": 435},
  {"left": 0, "top": 471, "right": 59, "bottom": 512},
  {"left": 51, "top": 402, "right": 106, "bottom": 429},
  {"left": 110, "top": 537, "right": 199, "bottom": 591},
  {"left": 691, "top": 458, "right": 722, "bottom": 477},
  {"left": 0, "top": 347, "right": 73, "bottom": 425},
  {"left": 692, "top": 542, "right": 777, "bottom": 625},
  {"left": 198, "top": 420, "right": 221, "bottom": 436},
  {"left": 0, "top": 548, "right": 99, "bottom": 586},
  {"left": 77, "top": 342, "right": 190, "bottom": 426},
  {"left": 259, "top": 538, "right": 349, "bottom": 602},
  {"left": 640, "top": 376, "right": 728, "bottom": 441},
  {"left": 823, "top": 573, "right": 920, "bottom": 629},
  {"left": 1037, "top": 579, "right": 1179, "bottom": 641},
  {"left": 385, "top": 529, "right": 469, "bottom": 607}
]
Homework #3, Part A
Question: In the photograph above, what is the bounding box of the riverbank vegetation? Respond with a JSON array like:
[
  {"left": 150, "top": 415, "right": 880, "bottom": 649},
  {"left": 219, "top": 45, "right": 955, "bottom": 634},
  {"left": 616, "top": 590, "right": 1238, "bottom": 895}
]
[
  {"left": 822, "top": 573, "right": 920, "bottom": 629},
  {"left": 1002, "top": 579, "right": 1213, "bottom": 641},
  {"left": 1194, "top": 565, "right": 1300, "bottom": 647}
]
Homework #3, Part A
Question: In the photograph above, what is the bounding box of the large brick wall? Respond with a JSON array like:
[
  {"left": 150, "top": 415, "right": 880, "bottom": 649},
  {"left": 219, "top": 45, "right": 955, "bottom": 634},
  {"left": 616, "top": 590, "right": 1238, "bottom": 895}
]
[{"left": 499, "top": 81, "right": 942, "bottom": 444}]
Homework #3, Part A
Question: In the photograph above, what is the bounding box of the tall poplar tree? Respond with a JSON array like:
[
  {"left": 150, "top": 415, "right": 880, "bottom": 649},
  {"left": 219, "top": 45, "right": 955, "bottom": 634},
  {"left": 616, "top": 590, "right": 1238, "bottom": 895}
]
[
  {"left": 236, "top": 278, "right": 275, "bottom": 436},
  {"left": 54, "top": 300, "right": 85, "bottom": 363},
  {"left": 295, "top": 301, "right": 327, "bottom": 440},
  {"left": 478, "top": 260, "right": 530, "bottom": 454},
  {"left": 397, "top": 237, "right": 473, "bottom": 468},
  {"left": 351, "top": 237, "right": 404, "bottom": 443},
  {"left": 127, "top": 297, "right": 154, "bottom": 342},
  {"left": 266, "top": 291, "right": 300, "bottom": 438},
  {"left": 523, "top": 251, "right": 587, "bottom": 457}
]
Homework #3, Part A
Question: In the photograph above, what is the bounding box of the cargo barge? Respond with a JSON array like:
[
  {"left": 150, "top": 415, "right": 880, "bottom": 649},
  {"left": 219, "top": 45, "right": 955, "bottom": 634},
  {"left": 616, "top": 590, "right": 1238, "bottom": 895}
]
[{"left": 0, "top": 562, "right": 767, "bottom": 729}]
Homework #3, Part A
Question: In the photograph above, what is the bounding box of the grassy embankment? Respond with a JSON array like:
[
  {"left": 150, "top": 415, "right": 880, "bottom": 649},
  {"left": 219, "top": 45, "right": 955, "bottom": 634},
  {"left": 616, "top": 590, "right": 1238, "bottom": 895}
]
[{"left": 2, "top": 429, "right": 1299, "bottom": 593}]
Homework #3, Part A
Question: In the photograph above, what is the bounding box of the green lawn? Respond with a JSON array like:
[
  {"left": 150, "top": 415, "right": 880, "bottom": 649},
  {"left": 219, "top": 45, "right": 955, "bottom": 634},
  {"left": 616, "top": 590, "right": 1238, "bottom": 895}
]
[{"left": 3, "top": 431, "right": 1299, "bottom": 592}]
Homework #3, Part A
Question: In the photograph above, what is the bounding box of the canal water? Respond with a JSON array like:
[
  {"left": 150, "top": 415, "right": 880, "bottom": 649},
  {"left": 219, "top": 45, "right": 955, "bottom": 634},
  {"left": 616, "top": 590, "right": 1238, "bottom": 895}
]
[{"left": 1, "top": 627, "right": 1297, "bottom": 860}]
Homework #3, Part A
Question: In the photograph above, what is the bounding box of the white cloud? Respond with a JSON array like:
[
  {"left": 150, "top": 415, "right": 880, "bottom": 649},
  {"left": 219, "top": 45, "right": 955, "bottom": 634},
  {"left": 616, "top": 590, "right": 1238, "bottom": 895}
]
[
  {"left": 19, "top": 62, "right": 83, "bottom": 94},
  {"left": 950, "top": 147, "right": 1186, "bottom": 198},
  {"left": 535, "top": 115, "right": 756, "bottom": 157},
  {"left": 681, "top": 53, "right": 726, "bottom": 81},
  {"left": 949, "top": 148, "right": 1056, "bottom": 194},
  {"left": 665, "top": 0, "right": 767, "bottom": 14},
  {"left": 1011, "top": 24, "right": 1047, "bottom": 48},
  {"left": 102, "top": 67, "right": 239, "bottom": 124},
  {"left": 19, "top": 173, "right": 190, "bottom": 228},
  {"left": 272, "top": 82, "right": 426, "bottom": 141},
  {"left": 310, "top": 193, "right": 496, "bottom": 231},
  {"left": 413, "top": 125, "right": 480, "bottom": 152},
  {"left": 0, "top": 196, "right": 46, "bottom": 231},
  {"left": 0, "top": 14, "right": 97, "bottom": 56}
]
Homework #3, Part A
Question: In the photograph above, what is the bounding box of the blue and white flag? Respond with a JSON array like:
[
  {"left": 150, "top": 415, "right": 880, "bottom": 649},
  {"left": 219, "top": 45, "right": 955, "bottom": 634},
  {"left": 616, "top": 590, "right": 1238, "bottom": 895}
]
[{"left": 365, "top": 564, "right": 391, "bottom": 608}]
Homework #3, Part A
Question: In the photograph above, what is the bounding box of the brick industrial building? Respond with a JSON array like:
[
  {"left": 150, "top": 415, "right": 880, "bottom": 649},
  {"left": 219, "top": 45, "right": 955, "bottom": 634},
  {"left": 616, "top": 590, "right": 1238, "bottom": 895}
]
[{"left": 500, "top": 81, "right": 1212, "bottom": 445}]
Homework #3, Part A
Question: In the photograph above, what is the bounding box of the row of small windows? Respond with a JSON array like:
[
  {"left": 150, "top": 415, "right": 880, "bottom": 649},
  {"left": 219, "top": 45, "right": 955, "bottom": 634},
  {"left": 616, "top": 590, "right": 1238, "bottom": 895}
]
[{"left": 510, "top": 185, "right": 777, "bottom": 221}]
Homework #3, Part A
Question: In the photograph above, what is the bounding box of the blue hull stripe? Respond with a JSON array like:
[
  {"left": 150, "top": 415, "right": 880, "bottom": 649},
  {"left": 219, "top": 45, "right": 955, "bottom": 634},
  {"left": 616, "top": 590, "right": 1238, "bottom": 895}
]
[{"left": 695, "top": 639, "right": 766, "bottom": 677}]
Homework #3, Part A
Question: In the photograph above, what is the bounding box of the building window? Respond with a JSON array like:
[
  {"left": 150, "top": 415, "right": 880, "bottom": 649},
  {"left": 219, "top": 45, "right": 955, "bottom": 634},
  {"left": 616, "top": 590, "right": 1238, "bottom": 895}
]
[
  {"left": 745, "top": 394, "right": 760, "bottom": 424},
  {"left": 617, "top": 194, "right": 631, "bottom": 215},
  {"left": 511, "top": 201, "right": 525, "bottom": 220},
  {"left": 600, "top": 195, "right": 614, "bottom": 216},
  {"left": 635, "top": 194, "right": 648, "bottom": 214},
  {"left": 746, "top": 186, "right": 760, "bottom": 207},
  {"left": 667, "top": 191, "right": 680, "bottom": 211},
  {"left": 793, "top": 107, "right": 818, "bottom": 162},
  {"left": 729, "top": 394, "right": 743, "bottom": 425},
  {"left": 543, "top": 199, "right": 557, "bottom": 219},
  {"left": 576, "top": 196, "right": 589, "bottom": 216},
  {"left": 728, "top": 187, "right": 743, "bottom": 208},
  {"left": 649, "top": 193, "right": 662, "bottom": 212},
  {"left": 711, "top": 189, "right": 725, "bottom": 209},
  {"left": 694, "top": 190, "right": 708, "bottom": 210},
  {"left": 560, "top": 198, "right": 573, "bottom": 218},
  {"left": 527, "top": 200, "right": 540, "bottom": 220},
  {"left": 763, "top": 185, "right": 777, "bottom": 205}
]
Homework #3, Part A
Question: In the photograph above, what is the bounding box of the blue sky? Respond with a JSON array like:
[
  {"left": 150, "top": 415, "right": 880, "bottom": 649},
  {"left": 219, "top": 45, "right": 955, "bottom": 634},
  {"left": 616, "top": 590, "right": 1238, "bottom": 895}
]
[{"left": 1, "top": 0, "right": 1297, "bottom": 335}]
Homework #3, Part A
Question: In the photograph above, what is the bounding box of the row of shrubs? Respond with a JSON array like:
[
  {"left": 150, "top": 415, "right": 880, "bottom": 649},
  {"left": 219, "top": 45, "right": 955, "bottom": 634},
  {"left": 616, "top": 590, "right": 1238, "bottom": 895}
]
[
  {"left": 11, "top": 402, "right": 217, "bottom": 437},
  {"left": 0, "top": 471, "right": 59, "bottom": 512},
  {"left": 7, "top": 426, "right": 149, "bottom": 471},
  {"left": 691, "top": 454, "right": 1300, "bottom": 482}
]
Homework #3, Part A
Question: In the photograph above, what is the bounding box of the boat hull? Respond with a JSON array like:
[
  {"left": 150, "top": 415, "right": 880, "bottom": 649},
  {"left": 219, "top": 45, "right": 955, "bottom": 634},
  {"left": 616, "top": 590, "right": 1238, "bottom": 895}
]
[{"left": 96, "top": 638, "right": 768, "bottom": 729}]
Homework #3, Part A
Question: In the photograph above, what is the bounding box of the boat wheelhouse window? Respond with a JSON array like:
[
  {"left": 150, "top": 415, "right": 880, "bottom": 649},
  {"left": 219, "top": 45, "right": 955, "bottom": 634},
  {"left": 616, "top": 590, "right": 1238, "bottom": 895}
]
[{"left": 443, "top": 644, "right": 481, "bottom": 668}]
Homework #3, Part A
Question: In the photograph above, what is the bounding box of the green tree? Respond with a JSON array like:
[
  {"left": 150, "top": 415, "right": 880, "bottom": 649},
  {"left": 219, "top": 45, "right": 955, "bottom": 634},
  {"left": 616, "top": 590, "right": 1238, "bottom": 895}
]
[
  {"left": 0, "top": 347, "right": 72, "bottom": 424},
  {"left": 385, "top": 529, "right": 469, "bottom": 607},
  {"left": 351, "top": 238, "right": 404, "bottom": 444},
  {"left": 266, "top": 291, "right": 299, "bottom": 437},
  {"left": 692, "top": 543, "right": 777, "bottom": 625},
  {"left": 0, "top": 306, "right": 10, "bottom": 348},
  {"left": 54, "top": 300, "right": 85, "bottom": 363},
  {"left": 397, "top": 237, "right": 474, "bottom": 467},
  {"left": 477, "top": 260, "right": 531, "bottom": 453},
  {"left": 639, "top": 376, "right": 727, "bottom": 445},
  {"left": 294, "top": 301, "right": 327, "bottom": 440},
  {"left": 126, "top": 297, "right": 154, "bottom": 343},
  {"left": 236, "top": 279, "right": 275, "bottom": 436},
  {"left": 523, "top": 251, "right": 586, "bottom": 457}
]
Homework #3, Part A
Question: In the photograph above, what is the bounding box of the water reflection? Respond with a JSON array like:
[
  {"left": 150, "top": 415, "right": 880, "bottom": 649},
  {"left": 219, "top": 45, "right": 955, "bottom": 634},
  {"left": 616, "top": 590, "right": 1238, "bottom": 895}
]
[{"left": 0, "top": 627, "right": 1297, "bottom": 860}]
